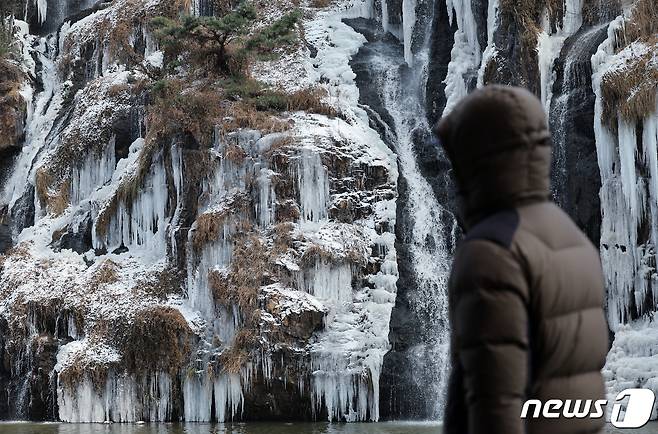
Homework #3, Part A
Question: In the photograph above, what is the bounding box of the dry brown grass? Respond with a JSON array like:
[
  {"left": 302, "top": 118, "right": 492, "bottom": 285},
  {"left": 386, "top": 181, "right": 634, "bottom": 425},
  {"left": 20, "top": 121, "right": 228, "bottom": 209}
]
[
  {"left": 272, "top": 222, "right": 294, "bottom": 252},
  {"left": 614, "top": 0, "right": 658, "bottom": 51},
  {"left": 89, "top": 259, "right": 120, "bottom": 292},
  {"left": 0, "top": 61, "right": 25, "bottom": 149},
  {"left": 133, "top": 267, "right": 185, "bottom": 300},
  {"left": 191, "top": 195, "right": 250, "bottom": 252},
  {"left": 121, "top": 306, "right": 192, "bottom": 375},
  {"left": 193, "top": 211, "right": 230, "bottom": 252},
  {"left": 208, "top": 269, "right": 230, "bottom": 304},
  {"left": 499, "top": 0, "right": 562, "bottom": 45},
  {"left": 583, "top": 0, "right": 621, "bottom": 25},
  {"left": 286, "top": 87, "right": 338, "bottom": 117},
  {"left": 208, "top": 233, "right": 269, "bottom": 311},
  {"left": 225, "top": 143, "right": 248, "bottom": 163},
  {"left": 300, "top": 242, "right": 366, "bottom": 269},
  {"left": 58, "top": 356, "right": 112, "bottom": 393},
  {"left": 598, "top": 0, "right": 658, "bottom": 129},
  {"left": 148, "top": 81, "right": 222, "bottom": 146},
  {"left": 601, "top": 51, "right": 658, "bottom": 128},
  {"left": 274, "top": 199, "right": 301, "bottom": 223},
  {"left": 107, "top": 83, "right": 132, "bottom": 98},
  {"left": 310, "top": 0, "right": 332, "bottom": 8},
  {"left": 300, "top": 243, "right": 334, "bottom": 267},
  {"left": 218, "top": 328, "right": 258, "bottom": 374},
  {"left": 264, "top": 135, "right": 295, "bottom": 160},
  {"left": 221, "top": 101, "right": 292, "bottom": 133},
  {"left": 93, "top": 81, "right": 225, "bottom": 239},
  {"left": 35, "top": 168, "right": 70, "bottom": 216}
]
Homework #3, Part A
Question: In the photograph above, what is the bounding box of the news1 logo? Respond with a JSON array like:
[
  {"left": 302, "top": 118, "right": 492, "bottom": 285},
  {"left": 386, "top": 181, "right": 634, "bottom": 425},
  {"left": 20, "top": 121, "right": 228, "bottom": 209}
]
[{"left": 520, "top": 388, "right": 656, "bottom": 429}]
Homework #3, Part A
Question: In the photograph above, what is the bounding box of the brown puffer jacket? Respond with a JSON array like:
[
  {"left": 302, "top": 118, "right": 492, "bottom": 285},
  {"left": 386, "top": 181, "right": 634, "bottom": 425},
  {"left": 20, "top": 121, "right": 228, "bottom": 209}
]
[{"left": 436, "top": 85, "right": 608, "bottom": 434}]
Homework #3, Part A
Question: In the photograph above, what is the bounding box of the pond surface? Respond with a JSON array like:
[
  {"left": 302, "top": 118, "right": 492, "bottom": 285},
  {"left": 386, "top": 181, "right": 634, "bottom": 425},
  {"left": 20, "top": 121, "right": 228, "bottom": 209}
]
[{"left": 0, "top": 422, "right": 656, "bottom": 433}]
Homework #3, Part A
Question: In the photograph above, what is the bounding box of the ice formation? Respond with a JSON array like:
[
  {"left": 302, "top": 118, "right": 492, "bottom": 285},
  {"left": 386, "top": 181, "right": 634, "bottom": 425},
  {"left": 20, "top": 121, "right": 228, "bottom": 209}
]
[
  {"left": 592, "top": 7, "right": 658, "bottom": 418},
  {"left": 443, "top": 0, "right": 481, "bottom": 113},
  {"left": 0, "top": 0, "right": 401, "bottom": 422},
  {"left": 296, "top": 149, "right": 329, "bottom": 224},
  {"left": 603, "top": 320, "right": 658, "bottom": 420},
  {"left": 401, "top": 0, "right": 417, "bottom": 66},
  {"left": 591, "top": 18, "right": 658, "bottom": 330},
  {"left": 476, "top": 0, "right": 499, "bottom": 87},
  {"left": 536, "top": 0, "right": 584, "bottom": 112}
]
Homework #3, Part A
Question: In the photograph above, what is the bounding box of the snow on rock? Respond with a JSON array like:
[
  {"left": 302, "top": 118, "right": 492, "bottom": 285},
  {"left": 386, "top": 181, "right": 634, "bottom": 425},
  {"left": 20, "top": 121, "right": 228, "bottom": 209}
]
[{"left": 248, "top": 0, "right": 399, "bottom": 420}]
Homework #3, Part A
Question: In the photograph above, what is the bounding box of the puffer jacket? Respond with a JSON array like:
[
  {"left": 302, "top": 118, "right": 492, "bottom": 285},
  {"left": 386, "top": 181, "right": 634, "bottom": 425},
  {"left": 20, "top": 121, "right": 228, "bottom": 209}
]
[{"left": 436, "top": 85, "right": 608, "bottom": 434}]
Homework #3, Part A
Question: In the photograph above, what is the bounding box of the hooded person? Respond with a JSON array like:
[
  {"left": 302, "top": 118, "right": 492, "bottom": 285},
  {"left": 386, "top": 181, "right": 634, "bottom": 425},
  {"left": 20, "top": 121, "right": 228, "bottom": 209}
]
[{"left": 436, "top": 85, "right": 608, "bottom": 434}]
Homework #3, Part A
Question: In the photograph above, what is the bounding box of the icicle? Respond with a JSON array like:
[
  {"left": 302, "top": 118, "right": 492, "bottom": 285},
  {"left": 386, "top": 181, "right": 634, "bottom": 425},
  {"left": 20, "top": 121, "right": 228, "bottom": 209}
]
[
  {"left": 57, "top": 363, "right": 174, "bottom": 423},
  {"left": 536, "top": 1, "right": 585, "bottom": 112},
  {"left": 297, "top": 149, "right": 329, "bottom": 224},
  {"left": 477, "top": 0, "right": 500, "bottom": 87},
  {"left": 101, "top": 154, "right": 169, "bottom": 256},
  {"left": 563, "top": 0, "right": 584, "bottom": 35},
  {"left": 182, "top": 371, "right": 250, "bottom": 422},
  {"left": 255, "top": 167, "right": 276, "bottom": 228},
  {"left": 617, "top": 119, "right": 638, "bottom": 221},
  {"left": 401, "top": 0, "right": 416, "bottom": 66},
  {"left": 213, "top": 373, "right": 244, "bottom": 422},
  {"left": 299, "top": 260, "right": 353, "bottom": 306},
  {"left": 71, "top": 136, "right": 117, "bottom": 205},
  {"left": 443, "top": 0, "right": 482, "bottom": 113},
  {"left": 35, "top": 0, "right": 47, "bottom": 25},
  {"left": 642, "top": 108, "right": 658, "bottom": 275},
  {"left": 381, "top": 0, "right": 390, "bottom": 33},
  {"left": 169, "top": 145, "right": 184, "bottom": 258},
  {"left": 182, "top": 376, "right": 212, "bottom": 422}
]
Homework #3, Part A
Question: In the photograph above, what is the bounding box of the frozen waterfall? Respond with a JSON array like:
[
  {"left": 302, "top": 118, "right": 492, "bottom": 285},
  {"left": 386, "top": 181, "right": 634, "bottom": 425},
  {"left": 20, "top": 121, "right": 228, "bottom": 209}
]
[{"left": 350, "top": 0, "right": 456, "bottom": 418}]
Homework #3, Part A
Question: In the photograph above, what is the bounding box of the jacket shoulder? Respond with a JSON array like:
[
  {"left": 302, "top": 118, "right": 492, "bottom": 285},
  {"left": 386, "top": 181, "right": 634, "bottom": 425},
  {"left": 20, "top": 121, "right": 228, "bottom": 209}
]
[
  {"left": 451, "top": 209, "right": 528, "bottom": 302},
  {"left": 464, "top": 208, "right": 520, "bottom": 249}
]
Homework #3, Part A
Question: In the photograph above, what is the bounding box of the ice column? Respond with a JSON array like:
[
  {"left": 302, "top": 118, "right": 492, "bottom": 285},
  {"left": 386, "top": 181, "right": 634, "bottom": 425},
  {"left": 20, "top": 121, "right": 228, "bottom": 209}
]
[
  {"left": 401, "top": 0, "right": 417, "bottom": 65},
  {"left": 71, "top": 136, "right": 117, "bottom": 205},
  {"left": 103, "top": 155, "right": 169, "bottom": 256},
  {"left": 592, "top": 17, "right": 658, "bottom": 329},
  {"left": 297, "top": 149, "right": 329, "bottom": 224}
]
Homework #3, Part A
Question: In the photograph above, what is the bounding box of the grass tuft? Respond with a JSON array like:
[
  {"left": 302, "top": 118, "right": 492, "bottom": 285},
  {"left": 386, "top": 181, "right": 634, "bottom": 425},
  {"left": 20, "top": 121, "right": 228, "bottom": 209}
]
[
  {"left": 208, "top": 233, "right": 269, "bottom": 311},
  {"left": 121, "top": 306, "right": 192, "bottom": 375},
  {"left": 613, "top": 0, "right": 658, "bottom": 51},
  {"left": 35, "top": 168, "right": 70, "bottom": 216},
  {"left": 600, "top": 51, "right": 658, "bottom": 128}
]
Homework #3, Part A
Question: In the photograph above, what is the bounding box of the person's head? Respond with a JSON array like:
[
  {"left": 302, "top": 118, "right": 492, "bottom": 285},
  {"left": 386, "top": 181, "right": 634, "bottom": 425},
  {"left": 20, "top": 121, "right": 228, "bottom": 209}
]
[{"left": 435, "top": 85, "right": 551, "bottom": 227}]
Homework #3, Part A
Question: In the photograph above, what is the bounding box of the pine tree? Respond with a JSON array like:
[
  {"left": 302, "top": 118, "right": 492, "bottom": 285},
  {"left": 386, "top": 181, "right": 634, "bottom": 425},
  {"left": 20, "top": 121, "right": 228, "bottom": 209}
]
[{"left": 152, "top": 3, "right": 257, "bottom": 74}]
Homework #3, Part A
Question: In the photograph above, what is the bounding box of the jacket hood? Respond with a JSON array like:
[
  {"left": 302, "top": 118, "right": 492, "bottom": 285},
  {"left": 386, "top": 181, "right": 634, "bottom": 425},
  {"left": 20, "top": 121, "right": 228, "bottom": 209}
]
[{"left": 435, "top": 85, "right": 552, "bottom": 227}]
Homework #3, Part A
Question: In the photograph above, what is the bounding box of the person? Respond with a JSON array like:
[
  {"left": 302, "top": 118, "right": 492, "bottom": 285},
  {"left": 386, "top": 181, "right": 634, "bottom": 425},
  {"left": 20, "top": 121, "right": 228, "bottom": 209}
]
[{"left": 435, "top": 85, "right": 608, "bottom": 434}]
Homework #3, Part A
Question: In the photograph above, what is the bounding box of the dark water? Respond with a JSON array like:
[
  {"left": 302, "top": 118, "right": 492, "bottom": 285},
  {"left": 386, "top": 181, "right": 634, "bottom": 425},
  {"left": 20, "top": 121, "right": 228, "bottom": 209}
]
[{"left": 0, "top": 422, "right": 656, "bottom": 433}]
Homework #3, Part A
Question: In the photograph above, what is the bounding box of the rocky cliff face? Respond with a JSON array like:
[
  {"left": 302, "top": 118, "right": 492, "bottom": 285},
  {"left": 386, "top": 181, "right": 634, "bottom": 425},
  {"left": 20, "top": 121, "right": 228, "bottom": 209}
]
[
  {"left": 0, "top": 0, "right": 656, "bottom": 424},
  {"left": 0, "top": 0, "right": 398, "bottom": 422}
]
